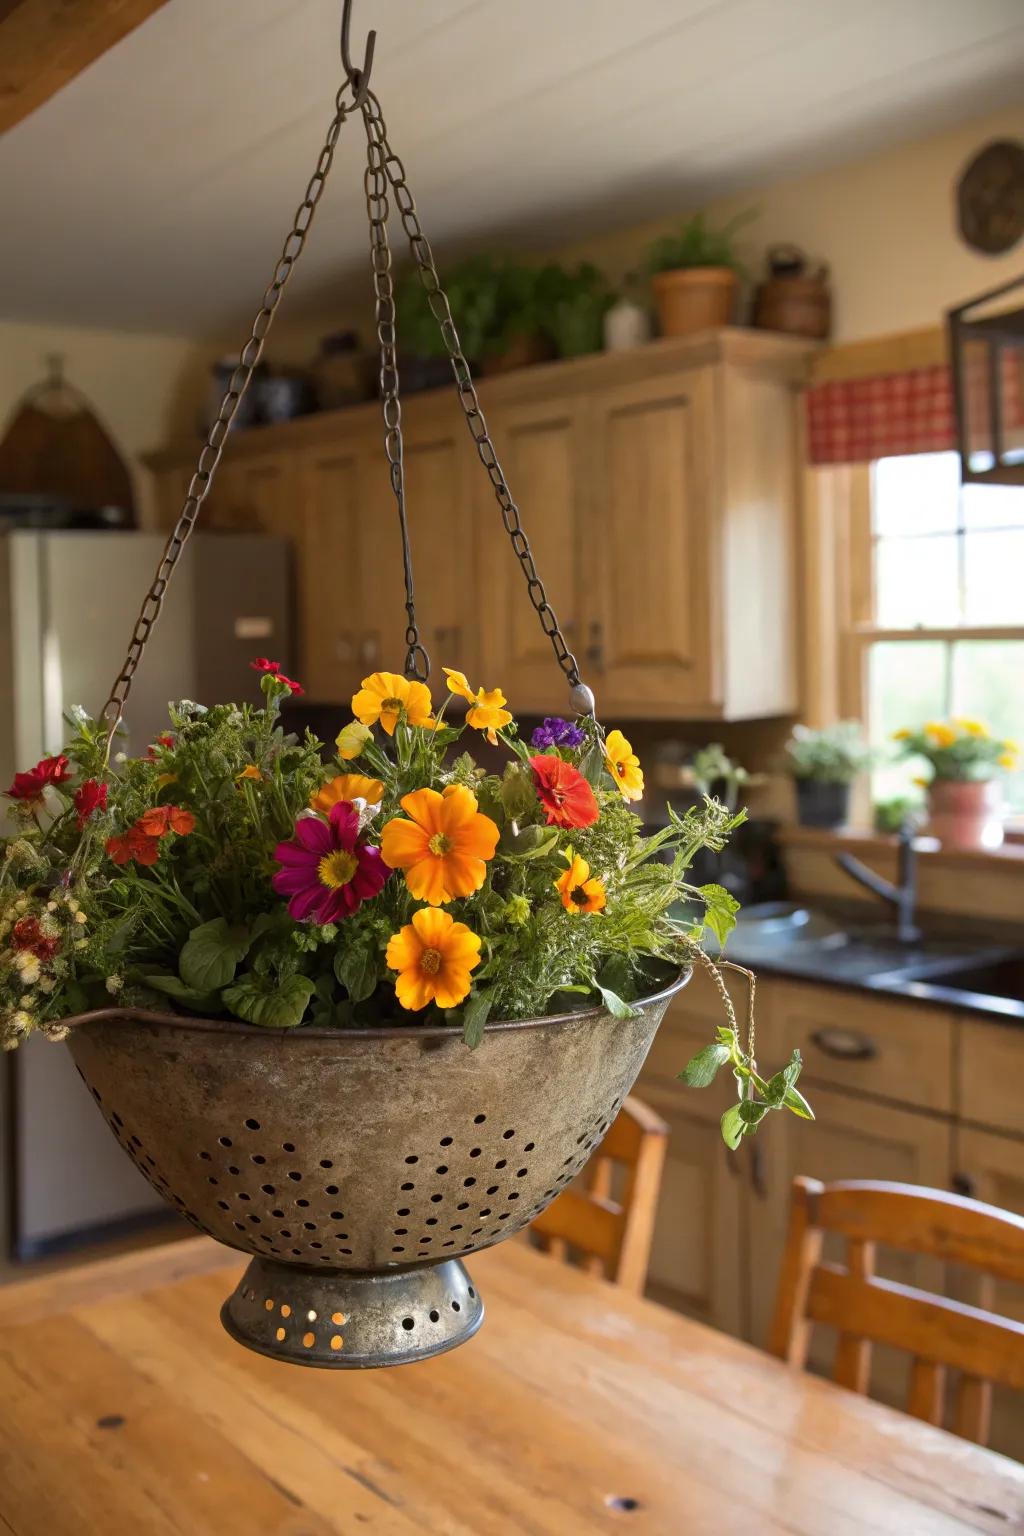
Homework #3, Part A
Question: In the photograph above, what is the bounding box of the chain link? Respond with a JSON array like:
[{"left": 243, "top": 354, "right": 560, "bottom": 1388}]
[
  {"left": 361, "top": 90, "right": 584, "bottom": 694},
  {"left": 100, "top": 89, "right": 354, "bottom": 744},
  {"left": 361, "top": 106, "right": 428, "bottom": 681}
]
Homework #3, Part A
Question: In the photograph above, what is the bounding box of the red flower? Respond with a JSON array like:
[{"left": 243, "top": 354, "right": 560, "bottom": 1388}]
[
  {"left": 107, "top": 828, "right": 160, "bottom": 866},
  {"left": 73, "top": 779, "right": 108, "bottom": 827},
  {"left": 145, "top": 732, "right": 176, "bottom": 761},
  {"left": 11, "top": 916, "right": 60, "bottom": 962},
  {"left": 529, "top": 755, "right": 599, "bottom": 829},
  {"left": 250, "top": 657, "right": 304, "bottom": 696},
  {"left": 6, "top": 755, "right": 71, "bottom": 802},
  {"left": 137, "top": 804, "right": 195, "bottom": 837}
]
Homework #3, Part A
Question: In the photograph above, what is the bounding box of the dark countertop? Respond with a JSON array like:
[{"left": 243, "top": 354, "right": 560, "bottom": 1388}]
[{"left": 720, "top": 903, "right": 1024, "bottom": 1024}]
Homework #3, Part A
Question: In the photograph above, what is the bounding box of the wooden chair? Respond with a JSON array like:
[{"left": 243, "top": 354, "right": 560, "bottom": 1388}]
[
  {"left": 531, "top": 1095, "right": 669, "bottom": 1295},
  {"left": 770, "top": 1175, "right": 1024, "bottom": 1446}
]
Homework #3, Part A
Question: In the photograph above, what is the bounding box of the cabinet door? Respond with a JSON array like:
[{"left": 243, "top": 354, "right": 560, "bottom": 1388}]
[
  {"left": 213, "top": 452, "right": 299, "bottom": 537},
  {"left": 588, "top": 370, "right": 715, "bottom": 715},
  {"left": 477, "top": 397, "right": 587, "bottom": 713},
  {"left": 402, "top": 422, "right": 478, "bottom": 682},
  {"left": 954, "top": 1126, "right": 1024, "bottom": 1462},
  {"left": 748, "top": 1086, "right": 953, "bottom": 1379}
]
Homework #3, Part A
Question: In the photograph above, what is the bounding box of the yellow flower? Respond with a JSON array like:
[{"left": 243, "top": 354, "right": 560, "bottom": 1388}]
[
  {"left": 891, "top": 728, "right": 911, "bottom": 741},
  {"left": 156, "top": 772, "right": 178, "bottom": 788},
  {"left": 604, "top": 729, "right": 644, "bottom": 801},
  {"left": 998, "top": 747, "right": 1018, "bottom": 769},
  {"left": 235, "top": 764, "right": 262, "bottom": 784},
  {"left": 386, "top": 907, "right": 481, "bottom": 1011},
  {"left": 335, "top": 720, "right": 373, "bottom": 760},
  {"left": 381, "top": 784, "right": 499, "bottom": 905},
  {"left": 953, "top": 718, "right": 988, "bottom": 738},
  {"left": 351, "top": 672, "right": 435, "bottom": 737},
  {"left": 310, "top": 773, "right": 384, "bottom": 813},
  {"left": 924, "top": 721, "right": 957, "bottom": 749},
  {"left": 443, "top": 667, "right": 513, "bottom": 746},
  {"left": 554, "top": 851, "right": 606, "bottom": 915}
]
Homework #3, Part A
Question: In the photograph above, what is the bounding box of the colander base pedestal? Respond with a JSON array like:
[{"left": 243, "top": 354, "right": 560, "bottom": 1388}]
[{"left": 220, "top": 1254, "right": 484, "bottom": 1368}]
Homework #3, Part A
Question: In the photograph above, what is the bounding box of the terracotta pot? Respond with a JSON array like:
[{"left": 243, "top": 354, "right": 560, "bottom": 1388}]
[
  {"left": 925, "top": 778, "right": 1004, "bottom": 850},
  {"left": 651, "top": 268, "right": 738, "bottom": 337}
]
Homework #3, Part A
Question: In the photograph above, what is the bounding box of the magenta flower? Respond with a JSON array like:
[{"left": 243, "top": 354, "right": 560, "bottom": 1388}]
[{"left": 273, "top": 801, "right": 388, "bottom": 922}]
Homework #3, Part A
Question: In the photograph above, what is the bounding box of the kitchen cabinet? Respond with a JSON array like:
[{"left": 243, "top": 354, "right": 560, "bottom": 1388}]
[{"left": 146, "top": 329, "right": 814, "bottom": 717}]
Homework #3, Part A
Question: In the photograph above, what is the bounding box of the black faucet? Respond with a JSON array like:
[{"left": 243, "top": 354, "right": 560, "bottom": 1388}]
[{"left": 834, "top": 823, "right": 922, "bottom": 945}]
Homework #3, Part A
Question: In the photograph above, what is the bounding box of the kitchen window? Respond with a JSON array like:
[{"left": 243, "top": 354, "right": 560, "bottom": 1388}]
[{"left": 853, "top": 450, "right": 1024, "bottom": 812}]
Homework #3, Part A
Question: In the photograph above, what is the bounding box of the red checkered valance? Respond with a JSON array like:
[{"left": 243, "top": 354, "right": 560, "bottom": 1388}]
[{"left": 806, "top": 365, "right": 954, "bottom": 465}]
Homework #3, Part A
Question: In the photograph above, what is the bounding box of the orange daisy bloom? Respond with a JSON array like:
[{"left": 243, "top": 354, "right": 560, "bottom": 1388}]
[
  {"left": 386, "top": 907, "right": 482, "bottom": 1011},
  {"left": 554, "top": 851, "right": 606, "bottom": 915},
  {"left": 351, "top": 672, "right": 435, "bottom": 737},
  {"left": 604, "top": 729, "right": 644, "bottom": 802},
  {"left": 310, "top": 773, "right": 385, "bottom": 814},
  {"left": 443, "top": 667, "right": 513, "bottom": 745},
  {"left": 380, "top": 784, "right": 499, "bottom": 905}
]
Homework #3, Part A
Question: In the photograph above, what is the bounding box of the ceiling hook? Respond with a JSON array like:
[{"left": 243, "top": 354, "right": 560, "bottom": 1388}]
[{"left": 340, "top": 0, "right": 375, "bottom": 107}]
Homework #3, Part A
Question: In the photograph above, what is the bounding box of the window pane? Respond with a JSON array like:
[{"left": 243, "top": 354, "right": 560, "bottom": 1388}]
[
  {"left": 872, "top": 452, "right": 959, "bottom": 537},
  {"left": 868, "top": 641, "right": 948, "bottom": 805},
  {"left": 951, "top": 640, "right": 1024, "bottom": 813},
  {"left": 961, "top": 481, "right": 1024, "bottom": 531},
  {"left": 963, "top": 530, "right": 1024, "bottom": 624},
  {"left": 875, "top": 534, "right": 960, "bottom": 627}
]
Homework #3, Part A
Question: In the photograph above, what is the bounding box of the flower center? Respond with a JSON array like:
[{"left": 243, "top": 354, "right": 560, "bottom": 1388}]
[
  {"left": 382, "top": 696, "right": 403, "bottom": 715},
  {"left": 615, "top": 761, "right": 626, "bottom": 777},
  {"left": 317, "top": 849, "right": 359, "bottom": 889},
  {"left": 571, "top": 885, "right": 590, "bottom": 907},
  {"left": 428, "top": 832, "right": 453, "bottom": 856},
  {"left": 420, "top": 947, "right": 442, "bottom": 976}
]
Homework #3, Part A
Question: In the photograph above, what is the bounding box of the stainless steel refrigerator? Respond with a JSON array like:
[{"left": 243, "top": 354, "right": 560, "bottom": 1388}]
[{"left": 0, "top": 529, "right": 293, "bottom": 1259}]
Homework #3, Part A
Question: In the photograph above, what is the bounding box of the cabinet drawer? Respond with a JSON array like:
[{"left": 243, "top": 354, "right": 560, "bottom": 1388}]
[
  {"left": 959, "top": 1019, "right": 1024, "bottom": 1138},
  {"left": 764, "top": 982, "right": 954, "bottom": 1115}
]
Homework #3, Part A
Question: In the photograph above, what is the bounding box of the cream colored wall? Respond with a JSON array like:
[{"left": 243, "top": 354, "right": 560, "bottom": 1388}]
[{"left": 0, "top": 320, "right": 207, "bottom": 527}]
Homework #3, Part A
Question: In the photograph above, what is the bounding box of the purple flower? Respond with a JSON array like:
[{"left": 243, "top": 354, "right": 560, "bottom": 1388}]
[
  {"left": 530, "top": 717, "right": 585, "bottom": 751},
  {"left": 273, "top": 801, "right": 388, "bottom": 922}
]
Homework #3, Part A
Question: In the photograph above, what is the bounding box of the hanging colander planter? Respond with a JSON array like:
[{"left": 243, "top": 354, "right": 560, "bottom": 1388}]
[{"left": 2, "top": 1, "right": 810, "bottom": 1372}]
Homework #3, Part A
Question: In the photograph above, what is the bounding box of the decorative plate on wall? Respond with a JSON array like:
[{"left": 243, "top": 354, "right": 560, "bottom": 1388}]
[{"left": 956, "top": 139, "right": 1024, "bottom": 256}]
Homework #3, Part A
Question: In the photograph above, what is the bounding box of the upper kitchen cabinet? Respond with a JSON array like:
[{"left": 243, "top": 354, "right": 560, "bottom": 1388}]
[{"left": 146, "top": 329, "right": 814, "bottom": 715}]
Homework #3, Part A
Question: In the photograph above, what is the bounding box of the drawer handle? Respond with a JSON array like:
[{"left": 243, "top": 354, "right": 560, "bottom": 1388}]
[{"left": 809, "top": 1026, "right": 878, "bottom": 1062}]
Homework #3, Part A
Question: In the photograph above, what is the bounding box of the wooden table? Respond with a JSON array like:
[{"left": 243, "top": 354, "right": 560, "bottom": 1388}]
[{"left": 0, "top": 1239, "right": 1020, "bottom": 1535}]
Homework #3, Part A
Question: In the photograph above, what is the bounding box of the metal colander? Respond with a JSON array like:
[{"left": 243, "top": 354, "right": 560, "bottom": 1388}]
[{"left": 65, "top": 970, "right": 687, "bottom": 1368}]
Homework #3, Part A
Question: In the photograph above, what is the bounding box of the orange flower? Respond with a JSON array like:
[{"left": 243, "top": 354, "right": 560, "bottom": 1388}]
[
  {"left": 380, "top": 784, "right": 499, "bottom": 905},
  {"left": 137, "top": 805, "right": 195, "bottom": 837},
  {"left": 604, "top": 730, "right": 644, "bottom": 802},
  {"left": 351, "top": 672, "right": 435, "bottom": 737},
  {"left": 443, "top": 667, "right": 513, "bottom": 745},
  {"left": 235, "top": 764, "right": 262, "bottom": 785},
  {"left": 386, "top": 908, "right": 481, "bottom": 1011},
  {"left": 310, "top": 773, "right": 384, "bottom": 813},
  {"left": 554, "top": 851, "right": 606, "bottom": 915}
]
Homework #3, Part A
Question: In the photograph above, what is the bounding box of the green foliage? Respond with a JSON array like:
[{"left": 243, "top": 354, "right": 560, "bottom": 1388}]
[
  {"left": 894, "top": 720, "right": 1017, "bottom": 783},
  {"left": 645, "top": 210, "right": 755, "bottom": 276},
  {"left": 783, "top": 721, "right": 872, "bottom": 784},
  {"left": 681, "top": 1020, "right": 814, "bottom": 1147}
]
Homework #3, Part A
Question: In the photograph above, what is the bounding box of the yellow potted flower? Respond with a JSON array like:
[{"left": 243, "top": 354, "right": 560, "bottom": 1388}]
[{"left": 894, "top": 719, "right": 1018, "bottom": 849}]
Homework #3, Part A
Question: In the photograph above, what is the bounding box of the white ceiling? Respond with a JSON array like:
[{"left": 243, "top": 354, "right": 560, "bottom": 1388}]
[{"left": 2, "top": 0, "right": 1023, "bottom": 336}]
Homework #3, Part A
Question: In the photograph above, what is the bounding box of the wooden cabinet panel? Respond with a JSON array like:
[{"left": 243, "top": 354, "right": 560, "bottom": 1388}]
[
  {"left": 590, "top": 371, "right": 712, "bottom": 714},
  {"left": 764, "top": 981, "right": 954, "bottom": 1115},
  {"left": 403, "top": 428, "right": 477, "bottom": 681},
  {"left": 959, "top": 1018, "right": 1023, "bottom": 1137},
  {"left": 478, "top": 397, "right": 586, "bottom": 711}
]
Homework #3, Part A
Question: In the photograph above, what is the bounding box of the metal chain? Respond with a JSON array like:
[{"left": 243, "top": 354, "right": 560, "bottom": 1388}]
[
  {"left": 361, "top": 105, "right": 429, "bottom": 681},
  {"left": 361, "top": 90, "right": 588, "bottom": 703},
  {"left": 100, "top": 88, "right": 355, "bottom": 745}
]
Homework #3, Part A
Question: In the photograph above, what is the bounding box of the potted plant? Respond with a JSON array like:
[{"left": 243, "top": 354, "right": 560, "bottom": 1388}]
[
  {"left": 893, "top": 719, "right": 1018, "bottom": 849},
  {"left": 645, "top": 211, "right": 753, "bottom": 337},
  {"left": 1, "top": 664, "right": 811, "bottom": 1368},
  {"left": 536, "top": 262, "right": 615, "bottom": 358},
  {"left": 394, "top": 257, "right": 555, "bottom": 383},
  {"left": 783, "top": 722, "right": 871, "bottom": 829}
]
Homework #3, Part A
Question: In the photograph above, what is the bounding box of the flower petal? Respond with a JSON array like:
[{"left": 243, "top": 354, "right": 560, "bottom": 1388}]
[
  {"left": 380, "top": 817, "right": 430, "bottom": 870},
  {"left": 293, "top": 816, "right": 333, "bottom": 854},
  {"left": 399, "top": 787, "right": 445, "bottom": 835}
]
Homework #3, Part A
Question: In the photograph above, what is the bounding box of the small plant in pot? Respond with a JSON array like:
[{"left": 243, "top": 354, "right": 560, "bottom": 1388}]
[
  {"left": 893, "top": 719, "right": 1018, "bottom": 850},
  {"left": 783, "top": 722, "right": 871, "bottom": 829},
  {"left": 645, "top": 210, "right": 753, "bottom": 338}
]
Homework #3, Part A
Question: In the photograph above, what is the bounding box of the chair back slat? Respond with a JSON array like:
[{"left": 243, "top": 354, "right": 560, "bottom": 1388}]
[
  {"left": 770, "top": 1176, "right": 1024, "bottom": 1448},
  {"left": 530, "top": 1096, "right": 668, "bottom": 1295}
]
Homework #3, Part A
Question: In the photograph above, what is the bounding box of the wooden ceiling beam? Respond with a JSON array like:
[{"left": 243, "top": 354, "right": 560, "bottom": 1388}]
[{"left": 0, "top": 0, "right": 170, "bottom": 135}]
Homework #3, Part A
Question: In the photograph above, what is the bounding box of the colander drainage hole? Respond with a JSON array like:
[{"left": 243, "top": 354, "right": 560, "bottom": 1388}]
[
  {"left": 244, "top": 1118, "right": 260, "bottom": 1131},
  {"left": 468, "top": 1287, "right": 476, "bottom": 1298},
  {"left": 261, "top": 1185, "right": 275, "bottom": 1195},
  {"left": 283, "top": 1142, "right": 296, "bottom": 1152},
  {"left": 218, "top": 1136, "right": 232, "bottom": 1148},
  {"left": 440, "top": 1136, "right": 453, "bottom": 1146},
  {"left": 473, "top": 1114, "right": 486, "bottom": 1124},
  {"left": 429, "top": 1309, "right": 440, "bottom": 1322},
  {"left": 401, "top": 1317, "right": 415, "bottom": 1331},
  {"left": 451, "top": 1301, "right": 461, "bottom": 1312}
]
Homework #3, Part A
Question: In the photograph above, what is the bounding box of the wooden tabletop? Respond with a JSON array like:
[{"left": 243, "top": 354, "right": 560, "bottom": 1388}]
[{"left": 0, "top": 1238, "right": 1020, "bottom": 1535}]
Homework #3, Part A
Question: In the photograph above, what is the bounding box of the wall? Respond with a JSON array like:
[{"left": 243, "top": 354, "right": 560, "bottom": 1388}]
[{"left": 0, "top": 320, "right": 207, "bottom": 527}]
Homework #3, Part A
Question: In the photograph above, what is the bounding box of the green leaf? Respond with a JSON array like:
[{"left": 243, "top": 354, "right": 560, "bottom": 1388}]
[
  {"left": 179, "top": 917, "right": 252, "bottom": 992},
  {"left": 720, "top": 1103, "right": 745, "bottom": 1150},
  {"left": 596, "top": 984, "right": 641, "bottom": 1021},
  {"left": 144, "top": 973, "right": 221, "bottom": 1012},
  {"left": 501, "top": 824, "right": 560, "bottom": 860},
  {"left": 333, "top": 940, "right": 379, "bottom": 1004},
  {"left": 578, "top": 739, "right": 605, "bottom": 789},
  {"left": 222, "top": 975, "right": 315, "bottom": 1029},
  {"left": 498, "top": 762, "right": 536, "bottom": 819},
  {"left": 680, "top": 1041, "right": 731, "bottom": 1088},
  {"left": 738, "top": 1099, "right": 767, "bottom": 1127},
  {"left": 699, "top": 883, "right": 741, "bottom": 948},
  {"left": 783, "top": 1084, "right": 815, "bottom": 1120},
  {"left": 461, "top": 992, "right": 493, "bottom": 1050}
]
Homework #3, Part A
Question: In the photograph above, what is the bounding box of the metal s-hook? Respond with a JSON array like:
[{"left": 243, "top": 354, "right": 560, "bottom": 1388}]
[{"left": 340, "top": 0, "right": 375, "bottom": 107}]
